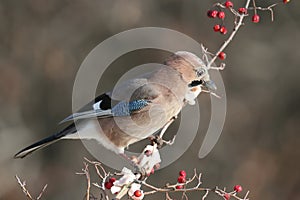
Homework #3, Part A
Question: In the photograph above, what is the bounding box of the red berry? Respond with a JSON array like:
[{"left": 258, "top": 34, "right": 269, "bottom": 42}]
[
  {"left": 218, "top": 11, "right": 226, "bottom": 19},
  {"left": 234, "top": 185, "right": 243, "bottom": 193},
  {"left": 218, "top": 52, "right": 226, "bottom": 60},
  {"left": 207, "top": 10, "right": 212, "bottom": 17},
  {"left": 176, "top": 185, "right": 183, "bottom": 189},
  {"left": 207, "top": 10, "right": 218, "bottom": 18},
  {"left": 224, "top": 193, "right": 231, "bottom": 200},
  {"left": 109, "top": 177, "right": 116, "bottom": 183},
  {"left": 219, "top": 26, "right": 228, "bottom": 34},
  {"left": 213, "top": 24, "right": 221, "bottom": 32},
  {"left": 211, "top": 10, "right": 218, "bottom": 18},
  {"left": 238, "top": 7, "right": 247, "bottom": 14},
  {"left": 283, "top": 0, "right": 290, "bottom": 4},
  {"left": 177, "top": 176, "right": 186, "bottom": 183},
  {"left": 224, "top": 1, "right": 233, "bottom": 8},
  {"left": 252, "top": 14, "right": 260, "bottom": 23},
  {"left": 134, "top": 190, "right": 142, "bottom": 197},
  {"left": 150, "top": 168, "right": 155, "bottom": 174},
  {"left": 179, "top": 170, "right": 187, "bottom": 177},
  {"left": 104, "top": 181, "right": 113, "bottom": 189}
]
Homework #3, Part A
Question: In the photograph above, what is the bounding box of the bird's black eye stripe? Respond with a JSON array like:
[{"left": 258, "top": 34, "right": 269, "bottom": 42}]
[{"left": 188, "top": 80, "right": 203, "bottom": 87}]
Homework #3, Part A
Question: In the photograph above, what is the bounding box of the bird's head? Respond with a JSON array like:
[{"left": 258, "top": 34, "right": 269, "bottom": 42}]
[{"left": 164, "top": 51, "right": 217, "bottom": 92}]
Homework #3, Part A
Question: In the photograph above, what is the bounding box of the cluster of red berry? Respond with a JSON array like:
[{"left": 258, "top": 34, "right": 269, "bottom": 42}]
[
  {"left": 208, "top": 0, "right": 291, "bottom": 60},
  {"left": 207, "top": 1, "right": 254, "bottom": 35},
  {"left": 104, "top": 177, "right": 143, "bottom": 198},
  {"left": 104, "top": 177, "right": 116, "bottom": 190},
  {"left": 207, "top": 1, "right": 235, "bottom": 60},
  {"left": 175, "top": 170, "right": 187, "bottom": 189},
  {"left": 223, "top": 185, "right": 243, "bottom": 200},
  {"left": 209, "top": 0, "right": 290, "bottom": 26}
]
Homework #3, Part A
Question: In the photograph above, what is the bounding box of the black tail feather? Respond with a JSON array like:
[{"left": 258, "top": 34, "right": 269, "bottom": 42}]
[{"left": 14, "top": 123, "right": 76, "bottom": 159}]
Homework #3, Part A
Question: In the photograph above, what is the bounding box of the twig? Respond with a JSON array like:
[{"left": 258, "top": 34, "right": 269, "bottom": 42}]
[
  {"left": 84, "top": 157, "right": 108, "bottom": 180},
  {"left": 15, "top": 175, "right": 47, "bottom": 200},
  {"left": 181, "top": 192, "right": 188, "bottom": 200},
  {"left": 76, "top": 162, "right": 91, "bottom": 200},
  {"left": 165, "top": 192, "right": 172, "bottom": 200},
  {"left": 248, "top": 3, "right": 278, "bottom": 21},
  {"left": 202, "top": 190, "right": 209, "bottom": 200},
  {"left": 36, "top": 184, "right": 48, "bottom": 200},
  {"left": 15, "top": 175, "right": 33, "bottom": 200}
]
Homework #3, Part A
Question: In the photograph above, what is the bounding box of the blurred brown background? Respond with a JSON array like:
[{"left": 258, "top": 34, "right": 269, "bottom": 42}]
[{"left": 1, "top": 0, "right": 300, "bottom": 199}]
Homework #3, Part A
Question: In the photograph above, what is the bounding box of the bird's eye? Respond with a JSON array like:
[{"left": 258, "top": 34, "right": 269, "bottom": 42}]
[{"left": 196, "top": 68, "right": 206, "bottom": 77}]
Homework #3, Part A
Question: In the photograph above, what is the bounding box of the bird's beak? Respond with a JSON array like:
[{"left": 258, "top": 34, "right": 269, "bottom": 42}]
[{"left": 203, "top": 80, "right": 217, "bottom": 91}]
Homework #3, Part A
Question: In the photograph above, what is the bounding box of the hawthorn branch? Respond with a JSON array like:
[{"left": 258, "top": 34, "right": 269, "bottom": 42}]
[
  {"left": 202, "top": 189, "right": 209, "bottom": 200},
  {"left": 84, "top": 157, "right": 109, "bottom": 180},
  {"left": 36, "top": 185, "right": 48, "bottom": 200},
  {"left": 248, "top": 3, "right": 278, "bottom": 21},
  {"left": 80, "top": 158, "right": 112, "bottom": 200},
  {"left": 208, "top": 0, "right": 251, "bottom": 69},
  {"left": 141, "top": 169, "right": 249, "bottom": 200},
  {"left": 207, "top": 0, "right": 285, "bottom": 69},
  {"left": 15, "top": 175, "right": 47, "bottom": 200},
  {"left": 78, "top": 157, "right": 251, "bottom": 200},
  {"left": 76, "top": 162, "right": 91, "bottom": 200}
]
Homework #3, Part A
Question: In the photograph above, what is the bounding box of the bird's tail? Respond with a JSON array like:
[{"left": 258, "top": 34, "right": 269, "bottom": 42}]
[{"left": 14, "top": 123, "right": 77, "bottom": 159}]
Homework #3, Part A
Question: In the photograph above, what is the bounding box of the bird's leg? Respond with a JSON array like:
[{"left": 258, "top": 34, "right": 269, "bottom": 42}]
[
  {"left": 159, "top": 116, "right": 176, "bottom": 138},
  {"left": 149, "top": 116, "right": 176, "bottom": 149},
  {"left": 120, "top": 117, "right": 177, "bottom": 175},
  {"left": 119, "top": 153, "right": 149, "bottom": 177}
]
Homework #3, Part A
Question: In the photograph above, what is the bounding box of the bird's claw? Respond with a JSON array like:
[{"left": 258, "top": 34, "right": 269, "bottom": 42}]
[
  {"left": 149, "top": 134, "right": 176, "bottom": 148},
  {"left": 149, "top": 135, "right": 164, "bottom": 148}
]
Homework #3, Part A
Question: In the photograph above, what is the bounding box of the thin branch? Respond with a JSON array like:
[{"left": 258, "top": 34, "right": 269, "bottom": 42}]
[
  {"left": 165, "top": 192, "right": 172, "bottom": 200},
  {"left": 84, "top": 157, "right": 108, "bottom": 180},
  {"left": 15, "top": 175, "right": 47, "bottom": 200},
  {"left": 248, "top": 3, "right": 278, "bottom": 21},
  {"left": 15, "top": 175, "right": 33, "bottom": 200},
  {"left": 76, "top": 162, "right": 91, "bottom": 200},
  {"left": 36, "top": 184, "right": 48, "bottom": 200},
  {"left": 202, "top": 190, "right": 209, "bottom": 200}
]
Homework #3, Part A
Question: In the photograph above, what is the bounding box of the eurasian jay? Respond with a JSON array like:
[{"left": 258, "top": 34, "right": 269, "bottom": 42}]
[{"left": 14, "top": 51, "right": 216, "bottom": 159}]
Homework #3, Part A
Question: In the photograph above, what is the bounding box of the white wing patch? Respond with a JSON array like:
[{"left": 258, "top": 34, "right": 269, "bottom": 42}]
[{"left": 93, "top": 100, "right": 102, "bottom": 110}]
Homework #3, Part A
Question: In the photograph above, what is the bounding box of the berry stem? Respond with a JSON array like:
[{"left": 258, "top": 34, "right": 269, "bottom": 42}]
[
  {"left": 248, "top": 3, "right": 278, "bottom": 21},
  {"left": 207, "top": 0, "right": 251, "bottom": 69}
]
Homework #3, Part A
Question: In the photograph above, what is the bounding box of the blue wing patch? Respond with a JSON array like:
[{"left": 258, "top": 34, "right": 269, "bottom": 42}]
[
  {"left": 112, "top": 99, "right": 150, "bottom": 116},
  {"left": 129, "top": 100, "right": 150, "bottom": 112},
  {"left": 59, "top": 97, "right": 150, "bottom": 124}
]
